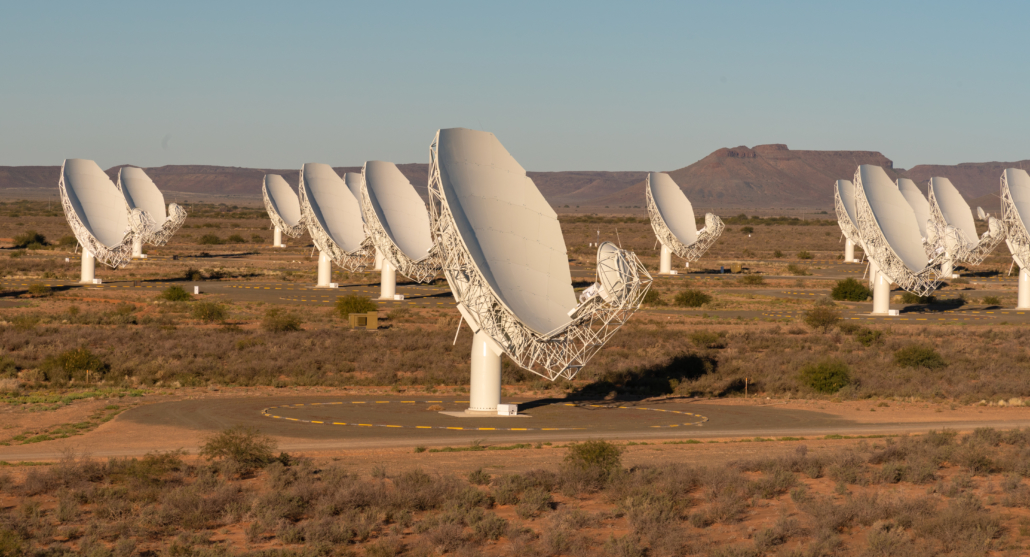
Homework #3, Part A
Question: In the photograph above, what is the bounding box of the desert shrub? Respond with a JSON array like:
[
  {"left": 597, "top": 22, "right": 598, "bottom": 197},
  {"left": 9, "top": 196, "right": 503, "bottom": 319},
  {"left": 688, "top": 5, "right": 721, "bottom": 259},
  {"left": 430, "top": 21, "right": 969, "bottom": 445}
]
[
  {"left": 894, "top": 345, "right": 946, "bottom": 369},
  {"left": 58, "top": 235, "right": 77, "bottom": 247},
  {"left": 225, "top": 234, "right": 246, "bottom": 244},
  {"left": 468, "top": 469, "right": 491, "bottom": 486},
  {"left": 198, "top": 234, "right": 222, "bottom": 245},
  {"left": 738, "top": 274, "right": 764, "bottom": 286},
  {"left": 184, "top": 268, "right": 203, "bottom": 281},
  {"left": 797, "top": 250, "right": 813, "bottom": 260},
  {"left": 773, "top": 250, "right": 783, "bottom": 258},
  {"left": 689, "top": 330, "right": 725, "bottom": 349},
  {"left": 562, "top": 440, "right": 623, "bottom": 488},
  {"left": 0, "top": 356, "right": 17, "bottom": 378},
  {"left": 191, "top": 302, "right": 227, "bottom": 323},
  {"left": 26, "top": 284, "right": 51, "bottom": 297},
  {"left": 674, "top": 289, "right": 711, "bottom": 308},
  {"left": 901, "top": 292, "right": 935, "bottom": 304},
  {"left": 161, "top": 285, "right": 192, "bottom": 302},
  {"left": 335, "top": 295, "right": 378, "bottom": 317},
  {"left": 786, "top": 264, "right": 810, "bottom": 276},
  {"left": 41, "top": 347, "right": 109, "bottom": 383},
  {"left": 262, "top": 308, "right": 302, "bottom": 332},
  {"left": 251, "top": 234, "right": 264, "bottom": 243},
  {"left": 855, "top": 328, "right": 884, "bottom": 346},
  {"left": 831, "top": 278, "right": 871, "bottom": 301},
  {"left": 798, "top": 359, "right": 851, "bottom": 394},
  {"left": 473, "top": 514, "right": 508, "bottom": 541},
  {"left": 740, "top": 226, "right": 754, "bottom": 234},
  {"left": 642, "top": 288, "right": 665, "bottom": 306},
  {"left": 200, "top": 426, "right": 277, "bottom": 473},
  {"left": 13, "top": 230, "right": 46, "bottom": 249},
  {"left": 803, "top": 301, "right": 840, "bottom": 330},
  {"left": 984, "top": 296, "right": 1001, "bottom": 305}
]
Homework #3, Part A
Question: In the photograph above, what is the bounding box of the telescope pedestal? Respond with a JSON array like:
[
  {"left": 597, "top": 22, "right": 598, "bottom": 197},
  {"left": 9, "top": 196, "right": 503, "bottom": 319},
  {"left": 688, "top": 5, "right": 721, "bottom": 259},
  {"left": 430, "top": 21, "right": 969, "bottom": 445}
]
[
  {"left": 870, "top": 260, "right": 891, "bottom": 315},
  {"left": 1019, "top": 268, "right": 1030, "bottom": 309},
  {"left": 273, "top": 227, "right": 283, "bottom": 248},
  {"left": 658, "top": 244, "right": 672, "bottom": 275},
  {"left": 374, "top": 249, "right": 384, "bottom": 271},
  {"left": 379, "top": 260, "right": 396, "bottom": 300},
  {"left": 469, "top": 330, "right": 502, "bottom": 413},
  {"left": 80, "top": 250, "right": 95, "bottom": 284},
  {"left": 131, "top": 236, "right": 144, "bottom": 259},
  {"left": 315, "top": 251, "right": 333, "bottom": 288},
  {"left": 845, "top": 239, "right": 855, "bottom": 262}
]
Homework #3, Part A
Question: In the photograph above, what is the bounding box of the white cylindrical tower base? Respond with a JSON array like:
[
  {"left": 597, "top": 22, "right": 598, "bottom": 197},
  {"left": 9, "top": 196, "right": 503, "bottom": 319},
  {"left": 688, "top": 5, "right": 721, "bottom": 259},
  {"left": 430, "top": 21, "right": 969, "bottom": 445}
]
[
  {"left": 469, "top": 330, "right": 502, "bottom": 413},
  {"left": 659, "top": 244, "right": 672, "bottom": 275},
  {"left": 374, "top": 249, "right": 384, "bottom": 271},
  {"left": 132, "top": 236, "right": 143, "bottom": 258},
  {"left": 316, "top": 251, "right": 332, "bottom": 287},
  {"left": 273, "top": 227, "right": 283, "bottom": 248},
  {"left": 1019, "top": 267, "right": 1030, "bottom": 309},
  {"left": 845, "top": 239, "right": 854, "bottom": 262},
  {"left": 379, "top": 259, "right": 396, "bottom": 299},
  {"left": 80, "top": 250, "right": 95, "bottom": 284},
  {"left": 872, "top": 267, "right": 891, "bottom": 315}
]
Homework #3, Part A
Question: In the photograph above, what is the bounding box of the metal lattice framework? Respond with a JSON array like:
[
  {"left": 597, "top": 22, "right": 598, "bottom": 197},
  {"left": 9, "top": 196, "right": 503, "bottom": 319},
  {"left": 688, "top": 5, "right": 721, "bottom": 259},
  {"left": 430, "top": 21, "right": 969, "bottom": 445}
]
[
  {"left": 853, "top": 168, "right": 946, "bottom": 296},
  {"left": 135, "top": 204, "right": 188, "bottom": 246},
  {"left": 262, "top": 182, "right": 305, "bottom": 239},
  {"left": 834, "top": 183, "right": 862, "bottom": 247},
  {"left": 428, "top": 133, "right": 652, "bottom": 381},
  {"left": 1001, "top": 171, "right": 1030, "bottom": 270},
  {"left": 59, "top": 173, "right": 147, "bottom": 269},
  {"left": 929, "top": 184, "right": 1005, "bottom": 266},
  {"left": 359, "top": 182, "right": 441, "bottom": 283},
  {"left": 298, "top": 174, "right": 374, "bottom": 273},
  {"left": 645, "top": 176, "right": 724, "bottom": 261}
]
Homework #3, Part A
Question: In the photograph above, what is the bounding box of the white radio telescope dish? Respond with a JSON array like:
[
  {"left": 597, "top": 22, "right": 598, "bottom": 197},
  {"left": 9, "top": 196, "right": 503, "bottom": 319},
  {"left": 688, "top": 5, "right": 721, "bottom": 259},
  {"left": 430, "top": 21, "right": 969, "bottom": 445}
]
[
  {"left": 299, "top": 163, "right": 373, "bottom": 286},
  {"left": 834, "top": 179, "right": 863, "bottom": 262},
  {"left": 928, "top": 176, "right": 1005, "bottom": 266},
  {"left": 896, "top": 178, "right": 932, "bottom": 241},
  {"left": 59, "top": 159, "right": 150, "bottom": 284},
  {"left": 853, "top": 165, "right": 949, "bottom": 314},
  {"left": 645, "top": 172, "right": 724, "bottom": 274},
  {"left": 361, "top": 161, "right": 440, "bottom": 298},
  {"left": 428, "top": 128, "right": 651, "bottom": 413},
  {"left": 263, "top": 174, "right": 304, "bottom": 248},
  {"left": 116, "top": 166, "right": 187, "bottom": 257},
  {"left": 1001, "top": 168, "right": 1030, "bottom": 308}
]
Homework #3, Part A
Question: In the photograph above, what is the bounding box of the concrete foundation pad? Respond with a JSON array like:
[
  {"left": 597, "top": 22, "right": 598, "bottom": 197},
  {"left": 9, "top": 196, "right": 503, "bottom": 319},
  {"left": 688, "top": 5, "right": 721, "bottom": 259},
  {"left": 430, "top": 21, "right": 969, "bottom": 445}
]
[{"left": 439, "top": 410, "right": 530, "bottom": 418}]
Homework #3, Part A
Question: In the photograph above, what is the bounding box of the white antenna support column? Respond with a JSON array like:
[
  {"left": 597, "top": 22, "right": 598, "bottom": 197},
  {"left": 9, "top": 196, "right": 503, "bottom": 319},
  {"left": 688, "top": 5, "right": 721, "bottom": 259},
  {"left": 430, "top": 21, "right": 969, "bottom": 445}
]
[
  {"left": 659, "top": 244, "right": 672, "bottom": 275},
  {"left": 844, "top": 239, "right": 855, "bottom": 262},
  {"left": 379, "top": 259, "right": 396, "bottom": 300},
  {"left": 469, "top": 329, "right": 502, "bottom": 413},
  {"left": 1019, "top": 267, "right": 1030, "bottom": 309},
  {"left": 316, "top": 251, "right": 332, "bottom": 287},
  {"left": 374, "top": 249, "right": 384, "bottom": 271},
  {"left": 80, "top": 250, "right": 95, "bottom": 284},
  {"left": 131, "top": 236, "right": 143, "bottom": 258},
  {"left": 871, "top": 261, "right": 891, "bottom": 315},
  {"left": 273, "top": 226, "right": 283, "bottom": 248}
]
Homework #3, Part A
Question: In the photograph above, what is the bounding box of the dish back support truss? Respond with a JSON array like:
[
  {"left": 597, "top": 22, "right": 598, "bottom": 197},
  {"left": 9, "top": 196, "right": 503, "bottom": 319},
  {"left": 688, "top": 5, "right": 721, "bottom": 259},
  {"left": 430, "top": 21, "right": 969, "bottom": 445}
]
[
  {"left": 1001, "top": 169, "right": 1030, "bottom": 270},
  {"left": 834, "top": 179, "right": 862, "bottom": 248},
  {"left": 853, "top": 166, "right": 946, "bottom": 297},
  {"left": 645, "top": 174, "right": 724, "bottom": 262},
  {"left": 928, "top": 178, "right": 1005, "bottom": 265},
  {"left": 116, "top": 168, "right": 187, "bottom": 246},
  {"left": 298, "top": 167, "right": 374, "bottom": 272},
  {"left": 360, "top": 164, "right": 441, "bottom": 283},
  {"left": 262, "top": 175, "right": 306, "bottom": 238},
  {"left": 427, "top": 130, "right": 652, "bottom": 381}
]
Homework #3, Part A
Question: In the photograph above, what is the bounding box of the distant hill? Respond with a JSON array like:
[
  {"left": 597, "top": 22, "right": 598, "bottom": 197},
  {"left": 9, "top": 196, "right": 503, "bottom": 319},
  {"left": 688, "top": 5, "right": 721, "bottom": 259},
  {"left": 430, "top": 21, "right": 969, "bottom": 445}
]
[{"left": 904, "top": 160, "right": 1030, "bottom": 201}]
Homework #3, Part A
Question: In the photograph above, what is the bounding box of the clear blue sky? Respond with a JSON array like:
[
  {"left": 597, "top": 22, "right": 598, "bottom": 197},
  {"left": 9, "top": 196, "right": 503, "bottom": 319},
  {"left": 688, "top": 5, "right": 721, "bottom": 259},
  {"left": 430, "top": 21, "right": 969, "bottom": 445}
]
[{"left": 1, "top": 1, "right": 1025, "bottom": 171}]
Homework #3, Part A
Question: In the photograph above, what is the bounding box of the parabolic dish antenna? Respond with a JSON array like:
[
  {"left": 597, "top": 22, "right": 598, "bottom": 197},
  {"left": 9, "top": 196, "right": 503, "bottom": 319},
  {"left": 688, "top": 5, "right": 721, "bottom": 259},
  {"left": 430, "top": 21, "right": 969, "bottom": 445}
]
[
  {"left": 928, "top": 176, "right": 1005, "bottom": 266},
  {"left": 59, "top": 159, "right": 150, "bottom": 284},
  {"left": 346, "top": 170, "right": 384, "bottom": 271},
  {"left": 896, "top": 178, "right": 932, "bottom": 242},
  {"left": 263, "top": 174, "right": 305, "bottom": 248},
  {"left": 834, "top": 179, "right": 863, "bottom": 262},
  {"left": 299, "top": 163, "right": 373, "bottom": 287},
  {"left": 853, "top": 165, "right": 948, "bottom": 314},
  {"left": 645, "top": 172, "right": 724, "bottom": 275},
  {"left": 427, "top": 128, "right": 651, "bottom": 413},
  {"left": 361, "top": 161, "right": 440, "bottom": 299},
  {"left": 116, "top": 166, "right": 188, "bottom": 258},
  {"left": 1001, "top": 168, "right": 1030, "bottom": 308}
]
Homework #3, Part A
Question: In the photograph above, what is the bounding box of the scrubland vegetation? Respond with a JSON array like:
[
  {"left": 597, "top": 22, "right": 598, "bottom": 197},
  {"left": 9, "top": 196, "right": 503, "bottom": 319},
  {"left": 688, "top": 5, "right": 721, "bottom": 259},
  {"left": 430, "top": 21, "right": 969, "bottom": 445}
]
[{"left": 4, "top": 430, "right": 1030, "bottom": 556}]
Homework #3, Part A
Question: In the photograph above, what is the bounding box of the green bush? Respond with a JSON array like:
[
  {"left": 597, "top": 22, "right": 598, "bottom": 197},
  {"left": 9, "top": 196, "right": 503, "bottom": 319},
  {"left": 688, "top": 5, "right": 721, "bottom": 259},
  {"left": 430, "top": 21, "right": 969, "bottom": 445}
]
[
  {"left": 42, "top": 347, "right": 109, "bottom": 383},
  {"left": 161, "top": 286, "right": 192, "bottom": 302},
  {"left": 262, "top": 308, "right": 302, "bottom": 332},
  {"left": 738, "top": 274, "right": 765, "bottom": 286},
  {"left": 58, "top": 235, "right": 77, "bottom": 247},
  {"left": 786, "top": 264, "right": 810, "bottom": 276},
  {"left": 804, "top": 302, "right": 840, "bottom": 330},
  {"left": 27, "top": 284, "right": 51, "bottom": 297},
  {"left": 191, "top": 302, "right": 227, "bottom": 322},
  {"left": 688, "top": 330, "right": 725, "bottom": 349},
  {"left": 642, "top": 288, "right": 665, "bottom": 306},
  {"left": 740, "top": 226, "right": 754, "bottom": 234},
  {"left": 983, "top": 296, "right": 1001, "bottom": 306},
  {"left": 901, "top": 292, "right": 935, "bottom": 304},
  {"left": 251, "top": 234, "right": 264, "bottom": 243},
  {"left": 13, "top": 230, "right": 46, "bottom": 249},
  {"left": 855, "top": 328, "right": 884, "bottom": 346},
  {"left": 799, "top": 359, "right": 851, "bottom": 393},
  {"left": 226, "top": 234, "right": 246, "bottom": 244},
  {"left": 797, "top": 251, "right": 813, "bottom": 260},
  {"left": 198, "top": 234, "right": 222, "bottom": 245},
  {"left": 773, "top": 250, "right": 783, "bottom": 258},
  {"left": 184, "top": 268, "right": 203, "bottom": 281},
  {"left": 894, "top": 345, "right": 947, "bottom": 369},
  {"left": 674, "top": 289, "right": 711, "bottom": 308},
  {"left": 831, "top": 278, "right": 871, "bottom": 302},
  {"left": 200, "top": 426, "right": 277, "bottom": 473},
  {"left": 564, "top": 440, "right": 623, "bottom": 475},
  {"left": 335, "top": 295, "right": 378, "bottom": 317}
]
